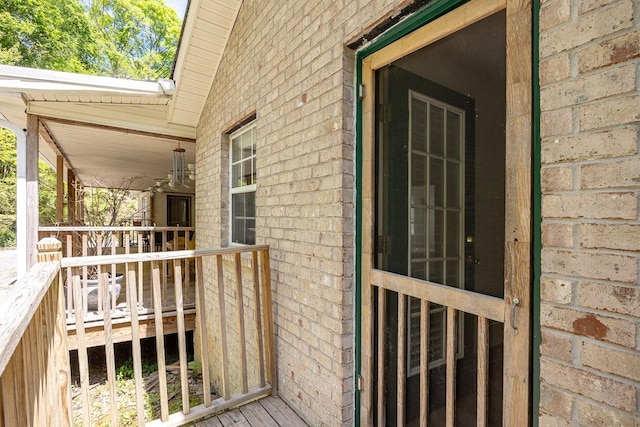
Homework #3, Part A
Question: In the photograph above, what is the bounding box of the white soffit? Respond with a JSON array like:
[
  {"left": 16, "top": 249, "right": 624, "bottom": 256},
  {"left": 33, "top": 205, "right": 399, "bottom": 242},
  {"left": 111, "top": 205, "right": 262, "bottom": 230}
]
[{"left": 169, "top": 0, "right": 242, "bottom": 127}]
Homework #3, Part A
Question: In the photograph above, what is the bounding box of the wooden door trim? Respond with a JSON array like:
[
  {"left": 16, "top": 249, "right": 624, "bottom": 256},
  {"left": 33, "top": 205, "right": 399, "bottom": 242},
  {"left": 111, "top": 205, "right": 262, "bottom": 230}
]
[{"left": 358, "top": 0, "right": 533, "bottom": 424}]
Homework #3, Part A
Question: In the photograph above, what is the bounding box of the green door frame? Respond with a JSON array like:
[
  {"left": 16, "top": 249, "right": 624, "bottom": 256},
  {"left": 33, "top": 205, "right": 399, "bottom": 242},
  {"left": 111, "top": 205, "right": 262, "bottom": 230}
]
[{"left": 352, "top": 0, "right": 542, "bottom": 424}]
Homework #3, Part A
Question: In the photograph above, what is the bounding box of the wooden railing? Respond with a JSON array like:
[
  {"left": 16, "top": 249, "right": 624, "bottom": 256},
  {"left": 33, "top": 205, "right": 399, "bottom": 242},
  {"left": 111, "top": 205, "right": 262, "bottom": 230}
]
[
  {"left": 38, "top": 226, "right": 196, "bottom": 325},
  {"left": 62, "top": 245, "right": 275, "bottom": 426},
  {"left": 0, "top": 239, "right": 71, "bottom": 426},
  {"left": 363, "top": 269, "right": 505, "bottom": 426},
  {"left": 38, "top": 226, "right": 196, "bottom": 256},
  {"left": 0, "top": 239, "right": 275, "bottom": 426}
]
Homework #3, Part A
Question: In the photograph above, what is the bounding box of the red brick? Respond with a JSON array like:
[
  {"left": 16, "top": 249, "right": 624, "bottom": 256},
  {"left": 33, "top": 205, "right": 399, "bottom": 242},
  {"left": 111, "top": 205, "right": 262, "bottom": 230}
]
[
  {"left": 579, "top": 223, "right": 640, "bottom": 251},
  {"left": 540, "top": 303, "right": 636, "bottom": 347},
  {"left": 542, "top": 249, "right": 637, "bottom": 283},
  {"left": 540, "top": 329, "right": 574, "bottom": 361},
  {"left": 541, "top": 359, "right": 636, "bottom": 411},
  {"left": 576, "top": 400, "right": 636, "bottom": 427},
  {"left": 541, "top": 64, "right": 636, "bottom": 110},
  {"left": 579, "top": 95, "right": 640, "bottom": 131},
  {"left": 540, "top": 383, "right": 574, "bottom": 419},
  {"left": 581, "top": 158, "right": 640, "bottom": 189},
  {"left": 540, "top": 53, "right": 570, "bottom": 86},
  {"left": 542, "top": 223, "right": 574, "bottom": 248},
  {"left": 540, "top": 0, "right": 571, "bottom": 32},
  {"left": 541, "top": 277, "right": 573, "bottom": 304},
  {"left": 577, "top": 30, "right": 640, "bottom": 73},
  {"left": 542, "top": 192, "right": 637, "bottom": 220},
  {"left": 541, "top": 167, "right": 573, "bottom": 192},
  {"left": 581, "top": 341, "right": 640, "bottom": 382},
  {"left": 541, "top": 108, "right": 573, "bottom": 138},
  {"left": 541, "top": 127, "right": 637, "bottom": 164},
  {"left": 578, "top": 282, "right": 640, "bottom": 317}
]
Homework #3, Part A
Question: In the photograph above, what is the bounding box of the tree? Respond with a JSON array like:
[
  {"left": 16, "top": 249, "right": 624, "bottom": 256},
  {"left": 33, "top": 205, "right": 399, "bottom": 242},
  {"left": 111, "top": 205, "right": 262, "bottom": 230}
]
[
  {"left": 87, "top": 0, "right": 181, "bottom": 79},
  {"left": 0, "top": 0, "right": 99, "bottom": 73},
  {"left": 0, "top": 128, "right": 58, "bottom": 246}
]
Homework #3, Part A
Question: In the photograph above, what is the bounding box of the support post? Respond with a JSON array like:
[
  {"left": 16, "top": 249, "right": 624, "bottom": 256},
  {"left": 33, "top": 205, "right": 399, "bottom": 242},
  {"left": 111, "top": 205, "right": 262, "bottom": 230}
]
[
  {"left": 56, "top": 155, "right": 64, "bottom": 222},
  {"left": 24, "top": 114, "right": 40, "bottom": 271},
  {"left": 0, "top": 120, "right": 27, "bottom": 276},
  {"left": 67, "top": 169, "right": 76, "bottom": 223}
]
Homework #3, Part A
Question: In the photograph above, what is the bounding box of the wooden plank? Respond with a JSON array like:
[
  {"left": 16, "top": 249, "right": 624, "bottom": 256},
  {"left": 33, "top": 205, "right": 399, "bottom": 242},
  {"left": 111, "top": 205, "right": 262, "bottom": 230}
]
[
  {"left": 60, "top": 245, "right": 270, "bottom": 269},
  {"left": 369, "top": 0, "right": 506, "bottom": 69},
  {"left": 258, "top": 396, "right": 307, "bottom": 426},
  {"left": 420, "top": 299, "right": 430, "bottom": 426},
  {"left": 445, "top": 307, "right": 456, "bottom": 427},
  {"left": 217, "top": 408, "right": 250, "bottom": 426},
  {"left": 66, "top": 233, "right": 73, "bottom": 316},
  {"left": 0, "top": 257, "right": 59, "bottom": 374},
  {"left": 397, "top": 293, "right": 406, "bottom": 427},
  {"left": 144, "top": 385, "right": 272, "bottom": 427},
  {"left": 127, "top": 263, "right": 146, "bottom": 425},
  {"left": 53, "top": 274, "right": 72, "bottom": 426},
  {"left": 251, "top": 251, "right": 266, "bottom": 388},
  {"left": 195, "top": 256, "right": 212, "bottom": 407},
  {"left": 239, "top": 401, "right": 279, "bottom": 426},
  {"left": 477, "top": 316, "right": 489, "bottom": 427},
  {"left": 100, "top": 270, "right": 118, "bottom": 427},
  {"left": 151, "top": 261, "right": 170, "bottom": 421},
  {"left": 66, "top": 312, "right": 197, "bottom": 350},
  {"left": 234, "top": 252, "right": 248, "bottom": 393},
  {"left": 216, "top": 254, "right": 231, "bottom": 400},
  {"left": 371, "top": 269, "right": 505, "bottom": 322},
  {"left": 1, "top": 349, "right": 20, "bottom": 426},
  {"left": 196, "top": 415, "right": 223, "bottom": 426},
  {"left": 56, "top": 155, "right": 64, "bottom": 221},
  {"left": 502, "top": 0, "right": 533, "bottom": 421},
  {"left": 173, "top": 259, "right": 190, "bottom": 415},
  {"left": 376, "top": 287, "right": 386, "bottom": 427},
  {"left": 72, "top": 274, "right": 91, "bottom": 427},
  {"left": 259, "top": 249, "right": 276, "bottom": 392}
]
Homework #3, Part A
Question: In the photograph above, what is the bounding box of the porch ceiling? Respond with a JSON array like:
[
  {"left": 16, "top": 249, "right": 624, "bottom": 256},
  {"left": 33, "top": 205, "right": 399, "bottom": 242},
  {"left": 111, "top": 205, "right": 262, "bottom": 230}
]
[{"left": 0, "top": 0, "right": 242, "bottom": 192}]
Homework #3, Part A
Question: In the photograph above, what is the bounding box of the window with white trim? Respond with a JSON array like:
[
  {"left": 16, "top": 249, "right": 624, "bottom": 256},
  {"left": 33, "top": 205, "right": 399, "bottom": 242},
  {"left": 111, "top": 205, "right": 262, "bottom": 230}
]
[{"left": 229, "top": 123, "right": 256, "bottom": 244}]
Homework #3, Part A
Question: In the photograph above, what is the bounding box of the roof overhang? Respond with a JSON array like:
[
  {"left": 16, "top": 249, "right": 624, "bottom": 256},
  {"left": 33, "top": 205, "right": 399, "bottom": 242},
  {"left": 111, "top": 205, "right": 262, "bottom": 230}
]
[{"left": 0, "top": 0, "right": 242, "bottom": 192}]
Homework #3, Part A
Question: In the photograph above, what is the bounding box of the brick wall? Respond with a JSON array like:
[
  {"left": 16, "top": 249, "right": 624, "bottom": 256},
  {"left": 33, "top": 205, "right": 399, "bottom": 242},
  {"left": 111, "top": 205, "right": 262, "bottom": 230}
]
[
  {"left": 195, "top": 1, "right": 412, "bottom": 425},
  {"left": 539, "top": 0, "right": 640, "bottom": 424}
]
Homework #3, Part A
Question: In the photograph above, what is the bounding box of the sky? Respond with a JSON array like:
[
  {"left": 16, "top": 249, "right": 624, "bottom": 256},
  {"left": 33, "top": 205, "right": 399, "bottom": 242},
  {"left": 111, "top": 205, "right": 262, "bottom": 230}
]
[{"left": 164, "top": 0, "right": 188, "bottom": 19}]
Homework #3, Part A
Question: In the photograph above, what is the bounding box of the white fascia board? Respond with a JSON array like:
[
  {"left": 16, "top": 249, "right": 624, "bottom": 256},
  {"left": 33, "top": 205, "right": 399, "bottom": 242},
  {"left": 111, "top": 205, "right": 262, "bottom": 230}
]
[
  {"left": 27, "top": 101, "right": 196, "bottom": 139},
  {"left": 0, "top": 65, "right": 174, "bottom": 95}
]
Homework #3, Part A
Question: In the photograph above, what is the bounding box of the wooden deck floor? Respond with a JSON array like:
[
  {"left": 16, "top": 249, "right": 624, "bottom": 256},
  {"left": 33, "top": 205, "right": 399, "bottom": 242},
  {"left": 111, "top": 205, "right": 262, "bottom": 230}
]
[{"left": 194, "top": 396, "right": 307, "bottom": 427}]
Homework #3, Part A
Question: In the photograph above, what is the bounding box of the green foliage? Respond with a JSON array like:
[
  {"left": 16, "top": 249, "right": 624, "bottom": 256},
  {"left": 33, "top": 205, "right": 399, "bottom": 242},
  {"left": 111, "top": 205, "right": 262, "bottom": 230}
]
[
  {"left": 0, "top": 0, "right": 99, "bottom": 72},
  {"left": 116, "top": 357, "right": 158, "bottom": 381},
  {"left": 0, "top": 0, "right": 181, "bottom": 79},
  {"left": 87, "top": 0, "right": 182, "bottom": 79}
]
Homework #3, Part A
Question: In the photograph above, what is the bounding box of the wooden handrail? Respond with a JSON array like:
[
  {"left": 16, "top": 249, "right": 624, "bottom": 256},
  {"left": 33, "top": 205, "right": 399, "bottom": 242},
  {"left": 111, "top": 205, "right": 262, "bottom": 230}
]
[
  {"left": 0, "top": 240, "right": 275, "bottom": 426},
  {"left": 0, "top": 239, "right": 71, "bottom": 426},
  {"left": 60, "top": 245, "right": 270, "bottom": 267}
]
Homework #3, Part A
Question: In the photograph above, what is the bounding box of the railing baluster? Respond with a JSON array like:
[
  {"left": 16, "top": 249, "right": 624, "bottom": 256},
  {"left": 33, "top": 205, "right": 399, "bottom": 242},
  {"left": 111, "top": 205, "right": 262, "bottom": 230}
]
[
  {"left": 82, "top": 233, "right": 88, "bottom": 315},
  {"left": 126, "top": 262, "right": 146, "bottom": 425},
  {"left": 446, "top": 306, "right": 457, "bottom": 427},
  {"left": 137, "top": 229, "right": 144, "bottom": 308},
  {"left": 397, "top": 292, "right": 406, "bottom": 427},
  {"left": 195, "top": 256, "right": 212, "bottom": 407},
  {"left": 234, "top": 252, "right": 248, "bottom": 394},
  {"left": 252, "top": 251, "right": 265, "bottom": 388},
  {"left": 151, "top": 261, "right": 170, "bottom": 421},
  {"left": 100, "top": 269, "right": 118, "bottom": 427},
  {"left": 96, "top": 234, "right": 103, "bottom": 316},
  {"left": 377, "top": 286, "right": 386, "bottom": 426},
  {"left": 111, "top": 235, "right": 117, "bottom": 312},
  {"left": 216, "top": 254, "right": 231, "bottom": 400},
  {"left": 162, "top": 230, "right": 167, "bottom": 306},
  {"left": 477, "top": 316, "right": 489, "bottom": 427},
  {"left": 420, "top": 299, "right": 430, "bottom": 426},
  {"left": 173, "top": 259, "right": 190, "bottom": 415},
  {"left": 72, "top": 273, "right": 91, "bottom": 427},
  {"left": 66, "top": 233, "right": 73, "bottom": 317},
  {"left": 259, "top": 249, "right": 275, "bottom": 390}
]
